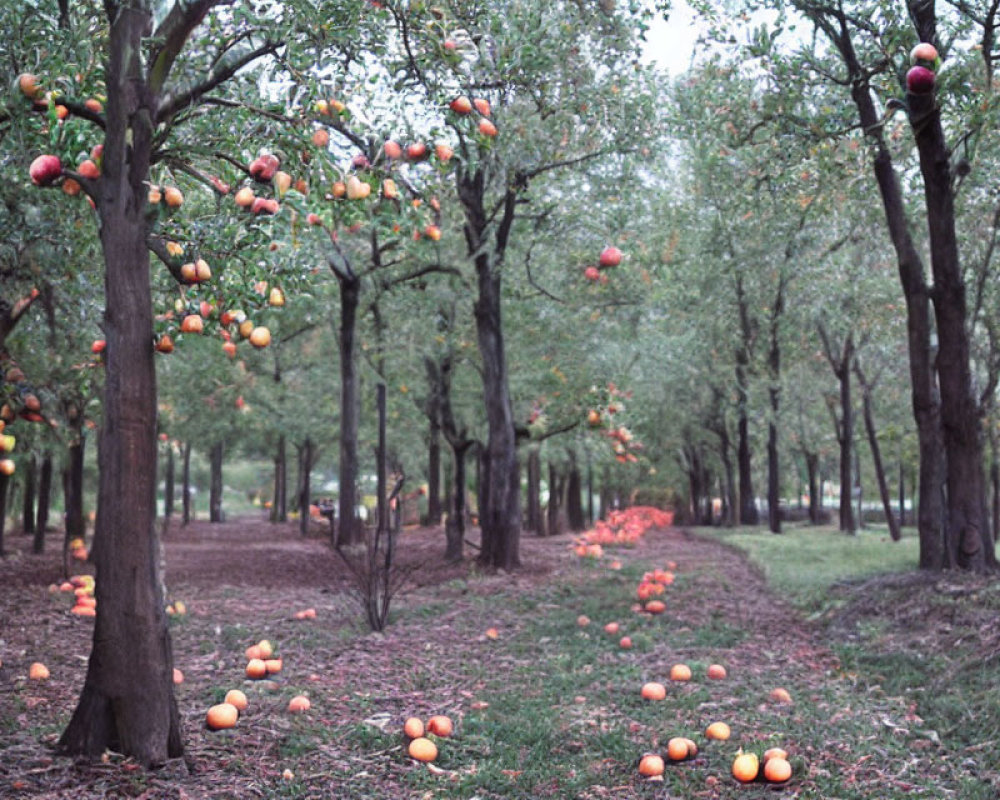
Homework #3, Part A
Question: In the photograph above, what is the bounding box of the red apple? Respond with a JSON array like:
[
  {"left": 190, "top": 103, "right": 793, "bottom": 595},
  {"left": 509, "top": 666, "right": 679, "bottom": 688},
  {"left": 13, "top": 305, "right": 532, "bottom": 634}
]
[
  {"left": 406, "top": 142, "right": 428, "bottom": 161},
  {"left": 29, "top": 155, "right": 62, "bottom": 186},
  {"left": 599, "top": 246, "right": 622, "bottom": 267},
  {"left": 473, "top": 97, "right": 491, "bottom": 117},
  {"left": 906, "top": 65, "right": 935, "bottom": 94},
  {"left": 450, "top": 95, "right": 473, "bottom": 115},
  {"left": 18, "top": 73, "right": 42, "bottom": 100},
  {"left": 584, "top": 266, "right": 601, "bottom": 281},
  {"left": 478, "top": 118, "right": 498, "bottom": 137},
  {"left": 84, "top": 98, "right": 103, "bottom": 114},
  {"left": 307, "top": 212, "right": 322, "bottom": 226},
  {"left": 435, "top": 143, "right": 453, "bottom": 162},
  {"left": 77, "top": 159, "right": 100, "bottom": 179},
  {"left": 249, "top": 153, "right": 279, "bottom": 182},
  {"left": 383, "top": 140, "right": 403, "bottom": 159},
  {"left": 251, "top": 196, "right": 279, "bottom": 215}
]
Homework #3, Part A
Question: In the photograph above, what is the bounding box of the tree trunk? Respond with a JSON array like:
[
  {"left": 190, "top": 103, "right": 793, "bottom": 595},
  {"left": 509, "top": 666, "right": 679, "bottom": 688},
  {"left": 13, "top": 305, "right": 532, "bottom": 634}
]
[
  {"left": 33, "top": 453, "right": 53, "bottom": 554},
  {"left": 209, "top": 442, "right": 223, "bottom": 523},
  {"left": 271, "top": 434, "right": 287, "bottom": 523},
  {"left": 182, "top": 441, "right": 192, "bottom": 526},
  {"left": 299, "top": 437, "right": 313, "bottom": 538},
  {"left": 767, "top": 277, "right": 786, "bottom": 534},
  {"left": 586, "top": 454, "right": 594, "bottom": 526},
  {"left": 22, "top": 452, "right": 37, "bottom": 536},
  {"left": 426, "top": 407, "right": 443, "bottom": 526},
  {"left": 337, "top": 275, "right": 362, "bottom": 546},
  {"left": 822, "top": 15, "right": 946, "bottom": 566},
  {"left": 735, "top": 274, "right": 758, "bottom": 525},
  {"left": 909, "top": 84, "right": 995, "bottom": 569},
  {"left": 526, "top": 446, "right": 543, "bottom": 534},
  {"left": 566, "top": 451, "right": 585, "bottom": 532},
  {"left": 65, "top": 435, "right": 86, "bottom": 546},
  {"left": 899, "top": 457, "right": 907, "bottom": 530},
  {"left": 460, "top": 170, "right": 521, "bottom": 571},
  {"left": 805, "top": 450, "right": 820, "bottom": 525},
  {"left": 838, "top": 341, "right": 855, "bottom": 534},
  {"left": 164, "top": 445, "right": 175, "bottom": 523},
  {"left": 855, "top": 365, "right": 901, "bottom": 541},
  {"left": 600, "top": 464, "right": 612, "bottom": 519},
  {"left": 59, "top": 7, "right": 181, "bottom": 764},
  {"left": 445, "top": 443, "right": 469, "bottom": 562},
  {"left": 546, "top": 462, "right": 563, "bottom": 537}
]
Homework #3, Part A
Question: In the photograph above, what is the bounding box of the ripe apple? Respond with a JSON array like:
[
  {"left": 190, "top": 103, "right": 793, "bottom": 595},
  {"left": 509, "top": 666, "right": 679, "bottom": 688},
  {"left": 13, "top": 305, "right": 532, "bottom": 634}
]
[
  {"left": 155, "top": 334, "right": 174, "bottom": 353},
  {"left": 84, "top": 98, "right": 103, "bottom": 113},
  {"left": 148, "top": 186, "right": 162, "bottom": 204},
  {"left": 315, "top": 99, "right": 329, "bottom": 115},
  {"left": 77, "top": 159, "right": 100, "bottom": 179},
  {"left": 330, "top": 99, "right": 346, "bottom": 113},
  {"left": 268, "top": 287, "right": 285, "bottom": 307},
  {"left": 195, "top": 259, "right": 212, "bottom": 281},
  {"left": 473, "top": 97, "right": 491, "bottom": 117},
  {"left": 91, "top": 339, "right": 106, "bottom": 354},
  {"left": 210, "top": 175, "right": 230, "bottom": 194},
  {"left": 222, "top": 341, "right": 237, "bottom": 358},
  {"left": 238, "top": 319, "right": 255, "bottom": 339},
  {"left": 294, "top": 178, "right": 308, "bottom": 194},
  {"left": 311, "top": 129, "right": 330, "bottom": 148},
  {"left": 249, "top": 153, "right": 279, "bottom": 182},
  {"left": 584, "top": 266, "right": 601, "bottom": 281},
  {"left": 587, "top": 409, "right": 601, "bottom": 426},
  {"left": 29, "top": 154, "right": 62, "bottom": 186},
  {"left": 351, "top": 153, "right": 370, "bottom": 170},
  {"left": 91, "top": 144, "right": 104, "bottom": 162},
  {"left": 406, "top": 142, "right": 428, "bottom": 161},
  {"left": 1, "top": 456, "right": 18, "bottom": 475},
  {"left": 424, "top": 224, "right": 442, "bottom": 241},
  {"left": 449, "top": 95, "right": 473, "bottom": 115},
  {"left": 62, "top": 178, "right": 81, "bottom": 196},
  {"left": 307, "top": 212, "right": 321, "bottom": 225},
  {"left": 331, "top": 180, "right": 347, "bottom": 198},
  {"left": 906, "top": 65, "right": 935, "bottom": 94},
  {"left": 435, "top": 143, "right": 453, "bottom": 162},
  {"left": 249, "top": 326, "right": 271, "bottom": 348},
  {"left": 384, "top": 140, "right": 403, "bottom": 159},
  {"left": 382, "top": 178, "right": 398, "bottom": 199},
  {"left": 346, "top": 175, "right": 371, "bottom": 200},
  {"left": 55, "top": 104, "right": 69, "bottom": 120},
  {"left": 180, "top": 314, "right": 203, "bottom": 334},
  {"left": 251, "top": 196, "right": 279, "bottom": 215},
  {"left": 234, "top": 186, "right": 255, "bottom": 207},
  {"left": 18, "top": 73, "right": 42, "bottom": 100},
  {"left": 164, "top": 187, "right": 184, "bottom": 208},
  {"left": 165, "top": 241, "right": 184, "bottom": 257},
  {"left": 274, "top": 170, "right": 292, "bottom": 196},
  {"left": 910, "top": 42, "right": 939, "bottom": 66},
  {"left": 180, "top": 262, "right": 198, "bottom": 282},
  {"left": 478, "top": 119, "right": 498, "bottom": 137},
  {"left": 444, "top": 38, "right": 457, "bottom": 52},
  {"left": 599, "top": 246, "right": 622, "bottom": 267}
]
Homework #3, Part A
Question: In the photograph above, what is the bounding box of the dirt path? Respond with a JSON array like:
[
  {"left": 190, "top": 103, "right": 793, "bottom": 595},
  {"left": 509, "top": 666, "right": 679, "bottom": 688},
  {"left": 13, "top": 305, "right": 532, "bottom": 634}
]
[{"left": 0, "top": 517, "right": 880, "bottom": 798}]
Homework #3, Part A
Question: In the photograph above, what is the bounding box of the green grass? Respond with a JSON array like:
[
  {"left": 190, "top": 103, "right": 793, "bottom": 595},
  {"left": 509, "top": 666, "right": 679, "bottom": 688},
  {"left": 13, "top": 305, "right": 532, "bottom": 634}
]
[{"left": 693, "top": 522, "right": 920, "bottom": 611}]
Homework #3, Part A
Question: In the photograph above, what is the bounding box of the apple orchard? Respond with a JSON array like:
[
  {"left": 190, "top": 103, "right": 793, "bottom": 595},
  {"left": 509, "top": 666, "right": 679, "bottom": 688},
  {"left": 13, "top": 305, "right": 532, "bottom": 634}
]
[{"left": 2, "top": 0, "right": 1000, "bottom": 795}]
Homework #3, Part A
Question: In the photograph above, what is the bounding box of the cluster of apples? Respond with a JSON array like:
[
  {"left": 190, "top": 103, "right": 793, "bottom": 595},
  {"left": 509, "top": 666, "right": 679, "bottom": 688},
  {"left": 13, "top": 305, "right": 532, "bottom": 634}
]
[
  {"left": 583, "top": 245, "right": 624, "bottom": 284},
  {"left": 0, "top": 420, "right": 16, "bottom": 476},
  {"left": 52, "top": 571, "right": 96, "bottom": 617},
  {"left": 402, "top": 714, "right": 454, "bottom": 763},
  {"left": 572, "top": 506, "right": 671, "bottom": 557},
  {"left": 906, "top": 42, "right": 940, "bottom": 95},
  {"left": 448, "top": 94, "right": 497, "bottom": 138}
]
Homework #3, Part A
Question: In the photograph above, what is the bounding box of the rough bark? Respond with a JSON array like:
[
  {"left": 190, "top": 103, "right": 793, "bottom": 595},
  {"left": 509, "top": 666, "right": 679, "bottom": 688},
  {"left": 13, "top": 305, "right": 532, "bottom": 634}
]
[
  {"left": 164, "top": 445, "right": 175, "bottom": 523},
  {"left": 59, "top": 3, "right": 181, "bottom": 765},
  {"left": 766, "top": 278, "right": 786, "bottom": 534},
  {"left": 445, "top": 443, "right": 469, "bottom": 562},
  {"left": 336, "top": 276, "right": 362, "bottom": 546},
  {"left": 298, "top": 437, "right": 313, "bottom": 538},
  {"left": 271, "top": 434, "right": 287, "bottom": 523},
  {"left": 546, "top": 462, "right": 563, "bottom": 536},
  {"left": 209, "top": 442, "right": 223, "bottom": 523},
  {"left": 426, "top": 404, "right": 443, "bottom": 526},
  {"left": 0, "top": 473, "right": 8, "bottom": 558},
  {"left": 804, "top": 449, "right": 820, "bottom": 525}
]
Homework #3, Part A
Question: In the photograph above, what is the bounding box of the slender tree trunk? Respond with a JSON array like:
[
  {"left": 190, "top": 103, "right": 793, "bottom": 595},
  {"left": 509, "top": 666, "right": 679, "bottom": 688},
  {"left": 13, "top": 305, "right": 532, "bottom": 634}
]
[
  {"left": 65, "top": 436, "right": 86, "bottom": 541},
  {"left": 735, "top": 274, "right": 758, "bottom": 525},
  {"left": 526, "top": 446, "right": 543, "bottom": 534},
  {"left": 566, "top": 451, "right": 585, "bottom": 532},
  {"left": 299, "top": 437, "right": 313, "bottom": 539},
  {"left": 182, "top": 441, "right": 192, "bottom": 526},
  {"left": 33, "top": 453, "right": 52, "bottom": 554},
  {"left": 838, "top": 344, "right": 855, "bottom": 534},
  {"left": 22, "top": 452, "right": 37, "bottom": 536},
  {"left": 209, "top": 442, "right": 223, "bottom": 523},
  {"left": 164, "top": 445, "right": 175, "bottom": 523},
  {"left": 445, "top": 443, "right": 469, "bottom": 562},
  {"left": 59, "top": 7, "right": 181, "bottom": 763},
  {"left": 899, "top": 457, "right": 907, "bottom": 529},
  {"left": 600, "top": 464, "right": 611, "bottom": 519},
  {"left": 426, "top": 410, "right": 442, "bottom": 526},
  {"left": 586, "top": 453, "right": 594, "bottom": 526},
  {"left": 767, "top": 277, "right": 786, "bottom": 534},
  {"left": 546, "top": 462, "right": 562, "bottom": 537},
  {"left": 271, "top": 434, "right": 287, "bottom": 523},
  {"left": 337, "top": 276, "right": 362, "bottom": 546},
  {"left": 805, "top": 450, "right": 820, "bottom": 524},
  {"left": 855, "top": 365, "right": 901, "bottom": 541}
]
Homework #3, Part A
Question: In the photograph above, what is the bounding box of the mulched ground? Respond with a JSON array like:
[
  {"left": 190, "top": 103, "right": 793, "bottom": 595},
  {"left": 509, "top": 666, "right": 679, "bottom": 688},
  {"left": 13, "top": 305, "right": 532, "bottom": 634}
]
[{"left": 0, "top": 515, "right": 990, "bottom": 798}]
